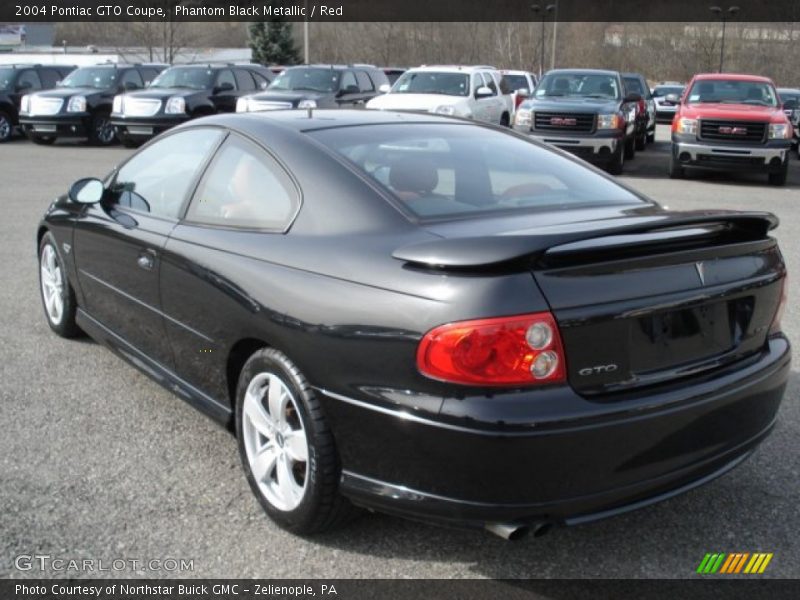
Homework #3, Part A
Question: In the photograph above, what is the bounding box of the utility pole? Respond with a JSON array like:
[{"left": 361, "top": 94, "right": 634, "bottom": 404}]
[
  {"left": 303, "top": 0, "right": 309, "bottom": 64},
  {"left": 709, "top": 5, "right": 740, "bottom": 72},
  {"left": 530, "top": 3, "right": 555, "bottom": 77},
  {"left": 550, "top": 0, "right": 558, "bottom": 69}
]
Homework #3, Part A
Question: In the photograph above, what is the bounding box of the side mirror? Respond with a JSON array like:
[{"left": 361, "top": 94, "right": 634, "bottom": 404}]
[
  {"left": 664, "top": 93, "right": 680, "bottom": 105},
  {"left": 214, "top": 82, "right": 234, "bottom": 94},
  {"left": 122, "top": 81, "right": 140, "bottom": 91},
  {"left": 475, "top": 86, "right": 493, "bottom": 98},
  {"left": 69, "top": 178, "right": 104, "bottom": 204},
  {"left": 624, "top": 92, "right": 642, "bottom": 103},
  {"left": 378, "top": 83, "right": 391, "bottom": 94}
]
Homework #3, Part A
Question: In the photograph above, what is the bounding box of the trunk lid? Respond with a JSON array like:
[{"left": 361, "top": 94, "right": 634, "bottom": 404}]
[{"left": 395, "top": 208, "right": 784, "bottom": 395}]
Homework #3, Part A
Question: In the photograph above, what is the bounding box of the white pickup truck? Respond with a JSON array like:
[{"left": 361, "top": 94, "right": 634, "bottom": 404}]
[{"left": 366, "top": 65, "right": 514, "bottom": 127}]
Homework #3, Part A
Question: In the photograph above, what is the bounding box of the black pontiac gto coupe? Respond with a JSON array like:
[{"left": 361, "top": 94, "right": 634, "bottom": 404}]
[{"left": 38, "top": 110, "right": 790, "bottom": 539}]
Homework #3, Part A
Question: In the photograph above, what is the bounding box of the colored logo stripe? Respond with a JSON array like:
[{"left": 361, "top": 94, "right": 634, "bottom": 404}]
[{"left": 697, "top": 552, "right": 773, "bottom": 574}]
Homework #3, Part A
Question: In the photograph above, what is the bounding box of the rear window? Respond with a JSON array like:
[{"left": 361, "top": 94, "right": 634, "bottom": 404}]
[
  {"left": 503, "top": 74, "right": 531, "bottom": 92},
  {"left": 653, "top": 85, "right": 683, "bottom": 97},
  {"left": 310, "top": 124, "right": 644, "bottom": 220}
]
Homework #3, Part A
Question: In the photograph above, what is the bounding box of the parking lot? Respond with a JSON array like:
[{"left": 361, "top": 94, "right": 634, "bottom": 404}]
[{"left": 1, "top": 124, "right": 799, "bottom": 579}]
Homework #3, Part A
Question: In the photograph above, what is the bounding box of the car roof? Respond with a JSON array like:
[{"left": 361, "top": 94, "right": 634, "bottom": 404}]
[
  {"left": 691, "top": 73, "right": 773, "bottom": 83},
  {"left": 545, "top": 68, "right": 619, "bottom": 77},
  {"left": 501, "top": 70, "right": 534, "bottom": 76},
  {"left": 622, "top": 72, "right": 646, "bottom": 79},
  {"left": 407, "top": 65, "right": 496, "bottom": 74},
  {"left": 778, "top": 87, "right": 800, "bottom": 93},
  {"left": 198, "top": 108, "right": 470, "bottom": 134}
]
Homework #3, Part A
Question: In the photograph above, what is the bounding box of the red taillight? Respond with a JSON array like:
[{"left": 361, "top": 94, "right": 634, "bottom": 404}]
[
  {"left": 769, "top": 275, "right": 788, "bottom": 335},
  {"left": 416, "top": 312, "right": 566, "bottom": 386},
  {"left": 515, "top": 94, "right": 525, "bottom": 109}
]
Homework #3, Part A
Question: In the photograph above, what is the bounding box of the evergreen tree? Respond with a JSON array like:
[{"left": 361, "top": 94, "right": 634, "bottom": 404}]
[{"left": 249, "top": 19, "right": 301, "bottom": 66}]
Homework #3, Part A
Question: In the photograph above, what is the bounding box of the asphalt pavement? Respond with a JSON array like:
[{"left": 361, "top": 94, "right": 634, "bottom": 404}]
[{"left": 1, "top": 125, "right": 798, "bottom": 579}]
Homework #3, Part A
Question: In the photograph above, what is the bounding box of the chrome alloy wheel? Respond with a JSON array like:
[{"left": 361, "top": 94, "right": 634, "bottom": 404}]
[
  {"left": 242, "top": 372, "right": 309, "bottom": 511},
  {"left": 40, "top": 244, "right": 64, "bottom": 325},
  {"left": 95, "top": 116, "right": 115, "bottom": 144}
]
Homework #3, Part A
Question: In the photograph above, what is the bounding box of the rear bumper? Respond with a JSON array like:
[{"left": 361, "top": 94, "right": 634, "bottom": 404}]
[
  {"left": 323, "top": 336, "right": 790, "bottom": 529},
  {"left": 672, "top": 139, "right": 791, "bottom": 172}
]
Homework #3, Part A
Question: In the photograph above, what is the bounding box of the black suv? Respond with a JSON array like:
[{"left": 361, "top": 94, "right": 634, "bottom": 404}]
[
  {"left": 111, "top": 63, "right": 273, "bottom": 146},
  {"left": 19, "top": 63, "right": 165, "bottom": 145},
  {"left": 623, "top": 72, "right": 656, "bottom": 149},
  {"left": 0, "top": 64, "right": 75, "bottom": 143},
  {"left": 235, "top": 64, "right": 390, "bottom": 113},
  {"left": 512, "top": 69, "right": 641, "bottom": 174}
]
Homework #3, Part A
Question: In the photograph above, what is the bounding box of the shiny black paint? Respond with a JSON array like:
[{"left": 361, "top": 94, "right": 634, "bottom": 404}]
[{"left": 39, "top": 110, "right": 790, "bottom": 529}]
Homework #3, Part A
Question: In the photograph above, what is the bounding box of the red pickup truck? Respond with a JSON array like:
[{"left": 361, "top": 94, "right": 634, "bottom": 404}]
[{"left": 669, "top": 73, "right": 793, "bottom": 186}]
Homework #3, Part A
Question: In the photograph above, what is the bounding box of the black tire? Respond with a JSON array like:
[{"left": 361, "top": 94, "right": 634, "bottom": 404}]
[
  {"left": 646, "top": 131, "right": 656, "bottom": 144},
  {"left": 29, "top": 133, "right": 56, "bottom": 145},
  {"left": 668, "top": 148, "right": 685, "bottom": 179},
  {"left": 119, "top": 134, "right": 141, "bottom": 149},
  {"left": 624, "top": 134, "right": 636, "bottom": 159},
  {"left": 635, "top": 129, "right": 646, "bottom": 151},
  {"left": 38, "top": 231, "right": 81, "bottom": 338},
  {"left": 606, "top": 144, "right": 624, "bottom": 175},
  {"left": 768, "top": 160, "right": 788, "bottom": 186},
  {"left": 500, "top": 112, "right": 510, "bottom": 127},
  {"left": 0, "top": 109, "right": 13, "bottom": 143},
  {"left": 88, "top": 112, "right": 116, "bottom": 146},
  {"left": 235, "top": 348, "right": 359, "bottom": 534}
]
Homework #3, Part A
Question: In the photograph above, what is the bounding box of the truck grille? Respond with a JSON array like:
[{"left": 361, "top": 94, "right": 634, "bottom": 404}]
[
  {"left": 123, "top": 98, "right": 162, "bottom": 117},
  {"left": 699, "top": 119, "right": 767, "bottom": 144},
  {"left": 534, "top": 111, "right": 595, "bottom": 133},
  {"left": 29, "top": 97, "right": 63, "bottom": 116}
]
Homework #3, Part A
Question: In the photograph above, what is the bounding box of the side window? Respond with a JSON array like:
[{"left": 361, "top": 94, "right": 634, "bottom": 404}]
[
  {"left": 215, "top": 69, "right": 236, "bottom": 90},
  {"left": 340, "top": 71, "right": 358, "bottom": 94},
  {"left": 120, "top": 69, "right": 144, "bottom": 89},
  {"left": 18, "top": 70, "right": 42, "bottom": 90},
  {"left": 252, "top": 71, "right": 270, "bottom": 90},
  {"left": 39, "top": 69, "right": 60, "bottom": 88},
  {"left": 482, "top": 73, "right": 498, "bottom": 94},
  {"left": 355, "top": 71, "right": 374, "bottom": 93},
  {"left": 187, "top": 135, "right": 299, "bottom": 231},
  {"left": 113, "top": 128, "right": 224, "bottom": 219},
  {"left": 472, "top": 74, "right": 483, "bottom": 96},
  {"left": 234, "top": 69, "right": 256, "bottom": 91},
  {"left": 141, "top": 68, "right": 159, "bottom": 86}
]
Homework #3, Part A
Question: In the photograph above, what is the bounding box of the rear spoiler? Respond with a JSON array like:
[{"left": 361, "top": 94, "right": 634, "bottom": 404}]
[{"left": 392, "top": 211, "right": 778, "bottom": 269}]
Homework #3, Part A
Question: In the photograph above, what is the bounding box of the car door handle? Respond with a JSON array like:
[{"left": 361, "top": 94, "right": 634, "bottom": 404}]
[{"left": 137, "top": 250, "right": 156, "bottom": 271}]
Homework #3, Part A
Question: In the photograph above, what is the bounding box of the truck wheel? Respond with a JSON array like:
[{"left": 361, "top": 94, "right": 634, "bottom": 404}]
[
  {"left": 500, "top": 112, "right": 510, "bottom": 127},
  {"left": 607, "top": 145, "right": 624, "bottom": 175},
  {"left": 635, "top": 129, "right": 646, "bottom": 151},
  {"left": 624, "top": 135, "right": 636, "bottom": 159},
  {"left": 646, "top": 131, "right": 656, "bottom": 144},
  {"left": 89, "top": 113, "right": 116, "bottom": 146},
  {"left": 0, "top": 110, "right": 13, "bottom": 143},
  {"left": 668, "top": 148, "right": 684, "bottom": 179},
  {"left": 768, "top": 160, "right": 788, "bottom": 186}
]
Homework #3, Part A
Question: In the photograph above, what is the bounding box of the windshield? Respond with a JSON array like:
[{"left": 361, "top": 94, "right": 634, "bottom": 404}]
[
  {"left": 268, "top": 68, "right": 341, "bottom": 93},
  {"left": 391, "top": 71, "right": 469, "bottom": 97},
  {"left": 686, "top": 79, "right": 778, "bottom": 106},
  {"left": 150, "top": 67, "right": 214, "bottom": 90},
  {"left": 535, "top": 73, "right": 621, "bottom": 99},
  {"left": 310, "top": 124, "right": 643, "bottom": 220},
  {"left": 503, "top": 74, "right": 531, "bottom": 92},
  {"left": 653, "top": 85, "right": 684, "bottom": 97},
  {"left": 0, "top": 68, "right": 15, "bottom": 91},
  {"left": 60, "top": 67, "right": 118, "bottom": 89}
]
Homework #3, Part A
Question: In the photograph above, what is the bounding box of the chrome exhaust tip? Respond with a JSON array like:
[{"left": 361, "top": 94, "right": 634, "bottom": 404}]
[{"left": 485, "top": 519, "right": 554, "bottom": 541}]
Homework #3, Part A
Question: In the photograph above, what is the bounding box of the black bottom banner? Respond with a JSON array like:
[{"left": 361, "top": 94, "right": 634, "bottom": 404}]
[{"left": 3, "top": 579, "right": 800, "bottom": 600}]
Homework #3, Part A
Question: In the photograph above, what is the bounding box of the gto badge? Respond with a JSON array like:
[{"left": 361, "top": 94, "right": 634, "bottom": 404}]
[{"left": 579, "top": 364, "right": 618, "bottom": 376}]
